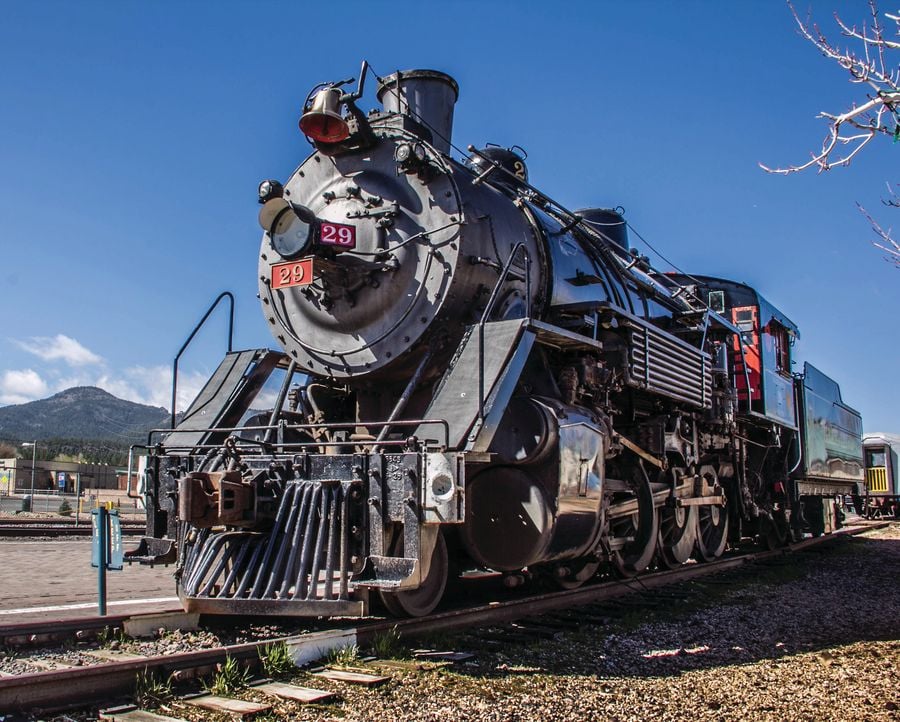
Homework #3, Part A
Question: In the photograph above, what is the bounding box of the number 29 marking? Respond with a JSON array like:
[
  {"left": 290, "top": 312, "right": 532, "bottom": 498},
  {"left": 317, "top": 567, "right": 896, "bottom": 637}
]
[
  {"left": 271, "top": 259, "right": 313, "bottom": 289},
  {"left": 320, "top": 221, "right": 356, "bottom": 249}
]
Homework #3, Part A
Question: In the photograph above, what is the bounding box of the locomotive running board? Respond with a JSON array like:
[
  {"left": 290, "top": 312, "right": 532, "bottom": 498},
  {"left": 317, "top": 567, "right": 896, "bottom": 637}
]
[
  {"left": 163, "top": 348, "right": 283, "bottom": 451},
  {"left": 417, "top": 319, "right": 534, "bottom": 450},
  {"left": 418, "top": 319, "right": 604, "bottom": 452}
]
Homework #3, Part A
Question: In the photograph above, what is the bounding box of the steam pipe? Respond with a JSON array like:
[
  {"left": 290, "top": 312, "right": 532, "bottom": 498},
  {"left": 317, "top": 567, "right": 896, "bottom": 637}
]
[
  {"left": 375, "top": 349, "right": 434, "bottom": 448},
  {"left": 264, "top": 360, "right": 297, "bottom": 446},
  {"left": 788, "top": 380, "right": 804, "bottom": 474}
]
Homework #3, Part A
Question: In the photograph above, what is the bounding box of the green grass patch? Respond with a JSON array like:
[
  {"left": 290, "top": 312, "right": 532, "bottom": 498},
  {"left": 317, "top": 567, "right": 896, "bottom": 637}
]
[
  {"left": 369, "top": 626, "right": 407, "bottom": 659},
  {"left": 324, "top": 643, "right": 360, "bottom": 667},
  {"left": 134, "top": 669, "right": 172, "bottom": 707},
  {"left": 202, "top": 654, "right": 252, "bottom": 696},
  {"left": 259, "top": 640, "right": 296, "bottom": 678}
]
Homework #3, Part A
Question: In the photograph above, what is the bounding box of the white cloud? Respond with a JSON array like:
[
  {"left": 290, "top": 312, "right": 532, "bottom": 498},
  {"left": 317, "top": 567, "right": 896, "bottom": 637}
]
[
  {"left": 94, "top": 365, "right": 208, "bottom": 414},
  {"left": 253, "top": 389, "right": 280, "bottom": 410},
  {"left": 14, "top": 334, "right": 103, "bottom": 366},
  {"left": 0, "top": 369, "right": 49, "bottom": 404},
  {"left": 0, "top": 362, "right": 208, "bottom": 414},
  {"left": 1, "top": 326, "right": 217, "bottom": 412}
]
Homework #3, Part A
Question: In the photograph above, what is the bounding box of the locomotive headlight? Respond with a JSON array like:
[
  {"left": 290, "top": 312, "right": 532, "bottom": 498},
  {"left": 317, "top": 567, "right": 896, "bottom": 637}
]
[
  {"left": 394, "top": 142, "right": 426, "bottom": 171},
  {"left": 258, "top": 198, "right": 317, "bottom": 258},
  {"left": 258, "top": 179, "right": 283, "bottom": 204}
]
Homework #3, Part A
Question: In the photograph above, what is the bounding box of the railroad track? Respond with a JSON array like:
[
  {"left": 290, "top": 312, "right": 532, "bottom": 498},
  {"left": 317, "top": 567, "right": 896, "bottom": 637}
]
[
  {"left": 0, "top": 612, "right": 181, "bottom": 649},
  {"left": 0, "top": 525, "right": 144, "bottom": 537},
  {"left": 0, "top": 520, "right": 890, "bottom": 716},
  {"left": 0, "top": 518, "right": 144, "bottom": 538}
]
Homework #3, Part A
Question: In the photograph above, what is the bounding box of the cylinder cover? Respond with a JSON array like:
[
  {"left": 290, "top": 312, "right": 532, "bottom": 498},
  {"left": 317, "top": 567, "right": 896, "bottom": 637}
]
[{"left": 462, "top": 466, "right": 553, "bottom": 570}]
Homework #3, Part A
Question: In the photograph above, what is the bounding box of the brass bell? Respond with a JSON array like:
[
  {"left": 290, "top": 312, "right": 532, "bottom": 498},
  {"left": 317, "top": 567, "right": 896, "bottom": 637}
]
[{"left": 299, "top": 87, "right": 350, "bottom": 143}]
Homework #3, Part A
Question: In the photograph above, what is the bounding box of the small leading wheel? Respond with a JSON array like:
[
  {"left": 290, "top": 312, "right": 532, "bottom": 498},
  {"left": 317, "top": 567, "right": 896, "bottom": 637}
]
[
  {"left": 694, "top": 465, "right": 728, "bottom": 562},
  {"left": 610, "top": 463, "right": 659, "bottom": 577},
  {"left": 379, "top": 532, "right": 448, "bottom": 618}
]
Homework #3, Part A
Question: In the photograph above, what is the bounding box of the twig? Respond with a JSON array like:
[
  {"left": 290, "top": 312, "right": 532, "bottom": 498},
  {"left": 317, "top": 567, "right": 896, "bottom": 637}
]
[{"left": 760, "top": 1, "right": 899, "bottom": 174}]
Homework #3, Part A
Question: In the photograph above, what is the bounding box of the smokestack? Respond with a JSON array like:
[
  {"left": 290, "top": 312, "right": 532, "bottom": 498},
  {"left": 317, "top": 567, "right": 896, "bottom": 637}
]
[{"left": 376, "top": 69, "right": 459, "bottom": 154}]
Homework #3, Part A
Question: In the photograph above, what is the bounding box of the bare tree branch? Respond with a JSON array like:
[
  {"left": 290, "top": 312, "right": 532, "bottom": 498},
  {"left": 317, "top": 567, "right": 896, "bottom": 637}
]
[
  {"left": 759, "top": 93, "right": 896, "bottom": 174},
  {"left": 859, "top": 201, "right": 900, "bottom": 267},
  {"left": 763, "top": 1, "right": 898, "bottom": 268},
  {"left": 760, "top": 0, "right": 899, "bottom": 175}
]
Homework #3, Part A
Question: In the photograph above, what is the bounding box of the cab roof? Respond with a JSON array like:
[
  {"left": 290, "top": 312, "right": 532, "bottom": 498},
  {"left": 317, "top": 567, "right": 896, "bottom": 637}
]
[{"left": 664, "top": 273, "right": 800, "bottom": 338}]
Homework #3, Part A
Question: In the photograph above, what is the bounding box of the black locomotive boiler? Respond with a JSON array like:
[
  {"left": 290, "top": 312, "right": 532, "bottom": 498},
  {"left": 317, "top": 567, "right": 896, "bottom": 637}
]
[{"left": 131, "top": 64, "right": 865, "bottom": 618}]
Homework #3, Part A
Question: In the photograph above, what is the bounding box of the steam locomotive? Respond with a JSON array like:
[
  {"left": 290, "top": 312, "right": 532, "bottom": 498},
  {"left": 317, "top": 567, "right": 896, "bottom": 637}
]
[{"left": 131, "top": 64, "right": 865, "bottom": 618}]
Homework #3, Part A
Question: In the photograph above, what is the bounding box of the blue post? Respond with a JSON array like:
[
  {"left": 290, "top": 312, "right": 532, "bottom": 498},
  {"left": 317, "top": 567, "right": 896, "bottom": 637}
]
[
  {"left": 92, "top": 506, "right": 122, "bottom": 616},
  {"left": 96, "top": 506, "right": 108, "bottom": 616}
]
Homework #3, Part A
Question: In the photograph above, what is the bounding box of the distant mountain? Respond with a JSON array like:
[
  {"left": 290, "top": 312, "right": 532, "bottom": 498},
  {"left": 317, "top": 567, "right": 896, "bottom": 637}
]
[{"left": 0, "top": 386, "right": 169, "bottom": 445}]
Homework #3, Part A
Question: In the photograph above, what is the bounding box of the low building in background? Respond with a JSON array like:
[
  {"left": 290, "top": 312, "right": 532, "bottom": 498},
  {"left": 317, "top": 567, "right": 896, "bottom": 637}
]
[{"left": 0, "top": 458, "right": 119, "bottom": 495}]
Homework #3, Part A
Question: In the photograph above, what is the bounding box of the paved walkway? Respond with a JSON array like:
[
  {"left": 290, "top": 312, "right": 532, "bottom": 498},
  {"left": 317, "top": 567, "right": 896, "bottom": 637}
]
[{"left": 0, "top": 538, "right": 179, "bottom": 623}]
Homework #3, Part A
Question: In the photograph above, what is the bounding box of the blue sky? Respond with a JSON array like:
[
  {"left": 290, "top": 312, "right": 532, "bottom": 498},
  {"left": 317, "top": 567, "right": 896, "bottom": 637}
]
[{"left": 0, "top": 1, "right": 897, "bottom": 432}]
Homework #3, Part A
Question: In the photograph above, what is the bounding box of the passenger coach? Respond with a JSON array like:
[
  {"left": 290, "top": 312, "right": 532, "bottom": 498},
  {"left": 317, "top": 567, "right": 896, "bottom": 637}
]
[{"left": 862, "top": 433, "right": 900, "bottom": 518}]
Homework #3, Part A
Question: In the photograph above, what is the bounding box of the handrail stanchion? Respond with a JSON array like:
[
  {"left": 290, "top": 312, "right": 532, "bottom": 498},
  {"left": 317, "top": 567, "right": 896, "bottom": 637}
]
[
  {"left": 171, "top": 292, "right": 235, "bottom": 429},
  {"left": 476, "top": 243, "right": 531, "bottom": 428}
]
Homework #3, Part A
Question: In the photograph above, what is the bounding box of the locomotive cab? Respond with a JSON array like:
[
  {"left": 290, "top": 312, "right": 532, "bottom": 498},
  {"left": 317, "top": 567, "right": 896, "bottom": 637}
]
[
  {"left": 665, "top": 274, "right": 863, "bottom": 541},
  {"left": 670, "top": 275, "right": 799, "bottom": 426}
]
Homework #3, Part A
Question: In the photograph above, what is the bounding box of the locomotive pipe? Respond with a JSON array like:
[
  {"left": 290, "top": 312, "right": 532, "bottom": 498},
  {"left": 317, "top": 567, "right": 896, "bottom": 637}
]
[
  {"left": 560, "top": 215, "right": 584, "bottom": 234},
  {"left": 263, "top": 360, "right": 297, "bottom": 446},
  {"left": 374, "top": 349, "right": 434, "bottom": 448},
  {"left": 788, "top": 381, "right": 804, "bottom": 474}
]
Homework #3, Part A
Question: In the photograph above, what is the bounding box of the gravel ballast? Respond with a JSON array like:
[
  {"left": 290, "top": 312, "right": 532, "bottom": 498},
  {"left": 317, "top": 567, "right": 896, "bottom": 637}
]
[
  {"left": 133, "top": 523, "right": 899, "bottom": 722},
  {"left": 19, "top": 523, "right": 898, "bottom": 721}
]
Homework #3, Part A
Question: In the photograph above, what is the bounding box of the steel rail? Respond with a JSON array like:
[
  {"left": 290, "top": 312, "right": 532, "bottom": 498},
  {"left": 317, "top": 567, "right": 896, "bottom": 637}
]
[
  {"left": 0, "top": 521, "right": 891, "bottom": 713},
  {"left": 0, "top": 611, "right": 185, "bottom": 648},
  {"left": 0, "top": 518, "right": 142, "bottom": 526},
  {"left": 0, "top": 640, "right": 263, "bottom": 713},
  {"left": 362, "top": 521, "right": 893, "bottom": 640},
  {"left": 0, "top": 525, "right": 144, "bottom": 538}
]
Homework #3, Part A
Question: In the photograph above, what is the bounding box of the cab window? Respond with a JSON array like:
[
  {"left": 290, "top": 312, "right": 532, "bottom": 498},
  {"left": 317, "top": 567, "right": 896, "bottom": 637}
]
[
  {"left": 762, "top": 321, "right": 790, "bottom": 375},
  {"left": 772, "top": 323, "right": 790, "bottom": 374}
]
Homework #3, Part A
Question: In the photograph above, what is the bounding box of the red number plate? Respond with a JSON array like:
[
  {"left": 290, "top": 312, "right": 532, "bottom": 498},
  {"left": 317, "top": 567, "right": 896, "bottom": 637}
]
[
  {"left": 271, "top": 258, "right": 314, "bottom": 289},
  {"left": 319, "top": 221, "right": 356, "bottom": 249}
]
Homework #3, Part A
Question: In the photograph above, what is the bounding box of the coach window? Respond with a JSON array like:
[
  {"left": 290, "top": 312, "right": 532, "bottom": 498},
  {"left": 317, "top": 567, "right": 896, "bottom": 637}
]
[{"left": 867, "top": 449, "right": 886, "bottom": 468}]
